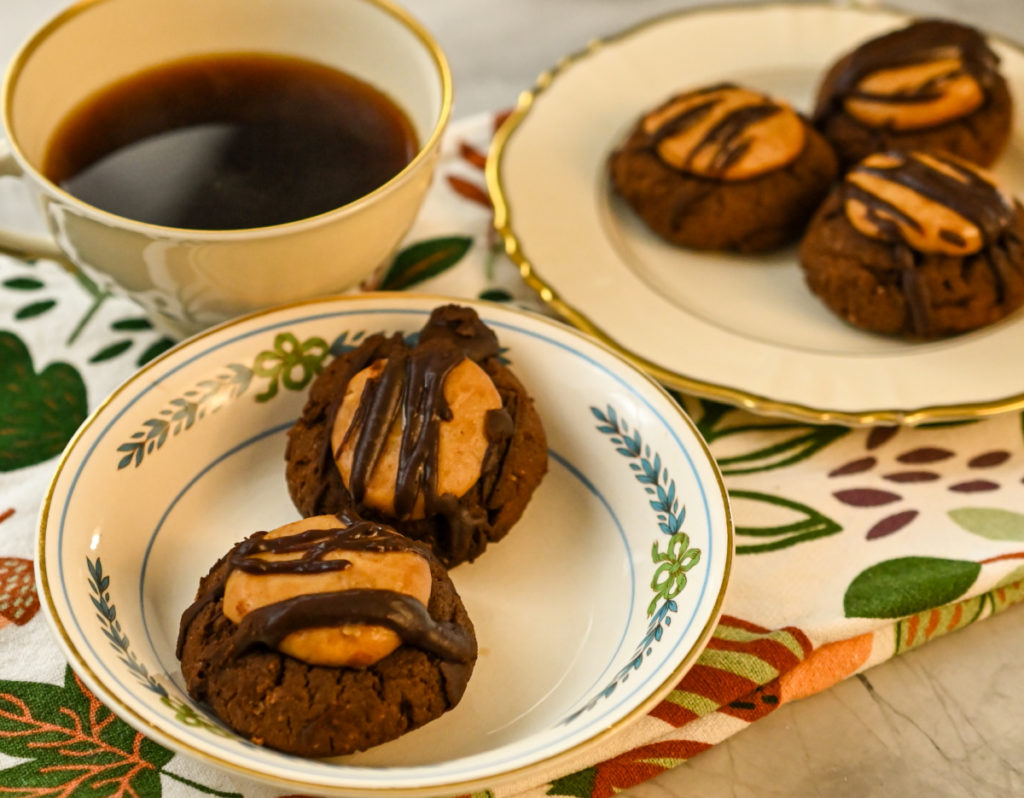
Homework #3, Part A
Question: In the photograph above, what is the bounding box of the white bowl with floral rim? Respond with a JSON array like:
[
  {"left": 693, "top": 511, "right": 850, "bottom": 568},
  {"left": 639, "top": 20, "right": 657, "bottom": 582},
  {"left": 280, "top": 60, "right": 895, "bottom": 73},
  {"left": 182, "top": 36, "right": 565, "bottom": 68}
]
[{"left": 37, "top": 293, "right": 732, "bottom": 796}]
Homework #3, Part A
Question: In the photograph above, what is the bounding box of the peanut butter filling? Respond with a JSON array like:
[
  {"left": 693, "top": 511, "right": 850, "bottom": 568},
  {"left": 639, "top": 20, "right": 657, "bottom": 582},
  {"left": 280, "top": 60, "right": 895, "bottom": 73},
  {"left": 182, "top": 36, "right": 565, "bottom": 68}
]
[
  {"left": 221, "top": 515, "right": 432, "bottom": 667},
  {"left": 843, "top": 151, "right": 1013, "bottom": 256},
  {"left": 813, "top": 20, "right": 1001, "bottom": 133},
  {"left": 642, "top": 84, "right": 805, "bottom": 180},
  {"left": 844, "top": 56, "right": 985, "bottom": 131},
  {"left": 332, "top": 355, "right": 502, "bottom": 518}
]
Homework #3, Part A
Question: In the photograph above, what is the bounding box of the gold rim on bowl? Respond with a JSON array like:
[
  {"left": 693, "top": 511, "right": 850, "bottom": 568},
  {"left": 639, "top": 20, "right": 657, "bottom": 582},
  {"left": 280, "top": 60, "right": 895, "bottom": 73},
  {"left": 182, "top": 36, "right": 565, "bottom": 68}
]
[{"left": 37, "top": 291, "right": 733, "bottom": 796}]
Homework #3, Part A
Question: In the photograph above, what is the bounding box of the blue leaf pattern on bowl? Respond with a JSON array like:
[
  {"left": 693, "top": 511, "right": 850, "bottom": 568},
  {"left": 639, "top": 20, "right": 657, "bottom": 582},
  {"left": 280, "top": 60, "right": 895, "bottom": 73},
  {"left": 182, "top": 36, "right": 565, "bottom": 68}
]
[{"left": 563, "top": 405, "right": 702, "bottom": 724}]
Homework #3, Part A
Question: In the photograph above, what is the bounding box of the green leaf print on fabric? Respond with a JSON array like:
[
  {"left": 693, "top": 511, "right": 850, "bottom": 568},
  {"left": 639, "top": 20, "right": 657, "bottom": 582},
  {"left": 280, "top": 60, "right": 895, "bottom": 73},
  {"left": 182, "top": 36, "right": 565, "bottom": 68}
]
[
  {"left": 89, "top": 316, "right": 175, "bottom": 366},
  {"left": 14, "top": 299, "right": 56, "bottom": 320},
  {"left": 717, "top": 426, "right": 849, "bottom": 475},
  {"left": 0, "top": 667, "right": 242, "bottom": 796},
  {"left": 3, "top": 259, "right": 113, "bottom": 342},
  {"left": 547, "top": 767, "right": 597, "bottom": 798},
  {"left": 0, "top": 666, "right": 172, "bottom": 796},
  {"left": 378, "top": 236, "right": 473, "bottom": 290},
  {"left": 111, "top": 316, "right": 153, "bottom": 331},
  {"left": 137, "top": 337, "right": 176, "bottom": 367},
  {"left": 948, "top": 508, "right": 1024, "bottom": 541},
  {"left": 0, "top": 331, "right": 87, "bottom": 472},
  {"left": 2, "top": 277, "right": 44, "bottom": 290},
  {"left": 478, "top": 288, "right": 513, "bottom": 302},
  {"left": 730, "top": 490, "right": 842, "bottom": 554},
  {"left": 89, "top": 339, "right": 134, "bottom": 363},
  {"left": 689, "top": 399, "right": 849, "bottom": 475},
  {"left": 844, "top": 557, "right": 981, "bottom": 618}
]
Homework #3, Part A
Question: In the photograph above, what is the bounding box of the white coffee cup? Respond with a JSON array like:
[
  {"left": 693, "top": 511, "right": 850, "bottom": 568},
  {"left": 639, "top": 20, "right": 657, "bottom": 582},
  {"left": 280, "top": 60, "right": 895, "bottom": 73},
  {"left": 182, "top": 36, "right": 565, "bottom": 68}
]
[{"left": 0, "top": 0, "right": 451, "bottom": 337}]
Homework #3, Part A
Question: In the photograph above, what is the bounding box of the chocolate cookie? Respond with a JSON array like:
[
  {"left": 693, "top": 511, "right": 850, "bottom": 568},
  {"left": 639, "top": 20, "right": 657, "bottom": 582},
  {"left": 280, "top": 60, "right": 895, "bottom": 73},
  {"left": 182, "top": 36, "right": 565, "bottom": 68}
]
[
  {"left": 285, "top": 305, "right": 548, "bottom": 567},
  {"left": 178, "top": 513, "right": 477, "bottom": 757},
  {"left": 813, "top": 19, "right": 1013, "bottom": 168},
  {"left": 799, "top": 150, "right": 1024, "bottom": 338},
  {"left": 609, "top": 83, "right": 838, "bottom": 252}
]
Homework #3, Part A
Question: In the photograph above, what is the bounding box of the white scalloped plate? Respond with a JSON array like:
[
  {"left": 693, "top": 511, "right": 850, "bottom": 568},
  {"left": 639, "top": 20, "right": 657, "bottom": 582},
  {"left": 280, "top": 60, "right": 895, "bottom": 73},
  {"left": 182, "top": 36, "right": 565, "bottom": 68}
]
[
  {"left": 37, "top": 294, "right": 731, "bottom": 796},
  {"left": 489, "top": 3, "right": 1024, "bottom": 426}
]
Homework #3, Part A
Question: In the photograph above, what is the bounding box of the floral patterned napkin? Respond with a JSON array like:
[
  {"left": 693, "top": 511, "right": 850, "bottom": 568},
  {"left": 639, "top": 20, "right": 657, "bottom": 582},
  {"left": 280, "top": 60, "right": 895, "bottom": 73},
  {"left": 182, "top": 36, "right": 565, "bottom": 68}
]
[{"left": 2, "top": 114, "right": 1024, "bottom": 798}]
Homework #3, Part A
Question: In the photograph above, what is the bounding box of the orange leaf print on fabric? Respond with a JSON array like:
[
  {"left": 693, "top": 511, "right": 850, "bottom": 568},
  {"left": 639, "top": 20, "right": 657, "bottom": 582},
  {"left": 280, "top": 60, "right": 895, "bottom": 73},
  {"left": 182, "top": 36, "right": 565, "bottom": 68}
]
[
  {"left": 717, "top": 680, "right": 783, "bottom": 722},
  {"left": 447, "top": 176, "right": 492, "bottom": 209},
  {"left": 650, "top": 615, "right": 811, "bottom": 727},
  {"left": 458, "top": 141, "right": 487, "bottom": 170},
  {"left": 778, "top": 633, "right": 873, "bottom": 703},
  {"left": 591, "top": 740, "right": 712, "bottom": 798},
  {"left": 0, "top": 557, "right": 38, "bottom": 628}
]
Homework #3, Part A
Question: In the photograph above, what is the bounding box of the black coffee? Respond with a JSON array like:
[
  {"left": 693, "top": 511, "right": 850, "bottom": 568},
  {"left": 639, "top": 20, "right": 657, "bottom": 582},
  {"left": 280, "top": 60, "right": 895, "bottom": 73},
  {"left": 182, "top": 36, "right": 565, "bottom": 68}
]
[{"left": 42, "top": 53, "right": 418, "bottom": 229}]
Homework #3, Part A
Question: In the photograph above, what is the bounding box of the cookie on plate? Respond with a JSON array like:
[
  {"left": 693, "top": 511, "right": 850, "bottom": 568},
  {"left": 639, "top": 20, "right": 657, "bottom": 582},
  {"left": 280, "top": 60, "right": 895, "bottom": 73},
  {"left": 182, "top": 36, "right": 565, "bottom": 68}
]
[
  {"left": 609, "top": 83, "right": 838, "bottom": 252},
  {"left": 177, "top": 513, "right": 477, "bottom": 757},
  {"left": 285, "top": 304, "right": 548, "bottom": 568},
  {"left": 813, "top": 19, "right": 1013, "bottom": 168},
  {"left": 799, "top": 150, "right": 1024, "bottom": 338}
]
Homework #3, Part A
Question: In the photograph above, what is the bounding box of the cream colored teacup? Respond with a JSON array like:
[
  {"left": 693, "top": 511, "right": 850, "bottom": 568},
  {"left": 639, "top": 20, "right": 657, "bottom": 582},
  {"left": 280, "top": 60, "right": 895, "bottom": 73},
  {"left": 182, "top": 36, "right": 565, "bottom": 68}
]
[{"left": 0, "top": 0, "right": 451, "bottom": 337}]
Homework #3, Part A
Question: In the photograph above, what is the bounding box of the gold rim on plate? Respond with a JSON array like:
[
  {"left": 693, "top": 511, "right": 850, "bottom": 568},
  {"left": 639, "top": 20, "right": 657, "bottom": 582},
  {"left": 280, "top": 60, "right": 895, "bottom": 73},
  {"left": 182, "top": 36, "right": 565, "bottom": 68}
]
[{"left": 486, "top": 0, "right": 1024, "bottom": 428}]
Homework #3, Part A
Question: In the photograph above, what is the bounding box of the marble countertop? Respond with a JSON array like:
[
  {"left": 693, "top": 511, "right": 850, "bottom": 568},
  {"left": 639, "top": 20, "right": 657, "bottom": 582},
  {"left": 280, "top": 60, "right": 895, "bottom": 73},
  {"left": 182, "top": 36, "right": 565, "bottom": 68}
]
[{"left": 2, "top": 1, "right": 1022, "bottom": 796}]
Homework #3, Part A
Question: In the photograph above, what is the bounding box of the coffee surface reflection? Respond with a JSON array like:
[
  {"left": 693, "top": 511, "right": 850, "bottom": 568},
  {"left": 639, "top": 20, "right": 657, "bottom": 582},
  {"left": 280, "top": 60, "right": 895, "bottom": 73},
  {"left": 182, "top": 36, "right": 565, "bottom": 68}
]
[{"left": 43, "top": 52, "right": 418, "bottom": 229}]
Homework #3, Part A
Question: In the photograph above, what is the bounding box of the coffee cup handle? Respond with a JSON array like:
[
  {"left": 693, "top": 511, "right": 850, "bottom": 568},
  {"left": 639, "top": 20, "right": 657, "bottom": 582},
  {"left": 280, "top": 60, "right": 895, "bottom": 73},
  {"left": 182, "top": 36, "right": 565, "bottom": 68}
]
[{"left": 0, "top": 142, "right": 69, "bottom": 263}]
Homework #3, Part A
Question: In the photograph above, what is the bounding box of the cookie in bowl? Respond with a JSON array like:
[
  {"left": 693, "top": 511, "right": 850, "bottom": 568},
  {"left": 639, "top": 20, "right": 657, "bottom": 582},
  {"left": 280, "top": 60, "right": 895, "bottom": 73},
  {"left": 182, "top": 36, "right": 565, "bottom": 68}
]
[
  {"left": 799, "top": 150, "right": 1024, "bottom": 338},
  {"left": 177, "top": 513, "right": 477, "bottom": 757},
  {"left": 609, "top": 83, "right": 838, "bottom": 252},
  {"left": 285, "top": 304, "right": 548, "bottom": 568},
  {"left": 813, "top": 19, "right": 1013, "bottom": 168}
]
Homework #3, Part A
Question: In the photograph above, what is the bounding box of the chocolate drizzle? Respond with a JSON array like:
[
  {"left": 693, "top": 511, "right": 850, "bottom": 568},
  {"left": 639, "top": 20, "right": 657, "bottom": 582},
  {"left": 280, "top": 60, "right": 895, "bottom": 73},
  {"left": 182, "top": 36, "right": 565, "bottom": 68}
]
[
  {"left": 176, "top": 514, "right": 475, "bottom": 664},
  {"left": 341, "top": 340, "right": 466, "bottom": 519},
  {"left": 644, "top": 84, "right": 791, "bottom": 178},
  {"left": 695, "top": 104, "right": 784, "bottom": 174},
  {"left": 844, "top": 151, "right": 1013, "bottom": 252},
  {"left": 815, "top": 19, "right": 999, "bottom": 124},
  {"left": 311, "top": 333, "right": 392, "bottom": 512},
  {"left": 648, "top": 98, "right": 717, "bottom": 145},
  {"left": 228, "top": 510, "right": 411, "bottom": 575},
  {"left": 330, "top": 306, "right": 513, "bottom": 562},
  {"left": 841, "top": 151, "right": 1021, "bottom": 337},
  {"left": 229, "top": 588, "right": 474, "bottom": 663}
]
